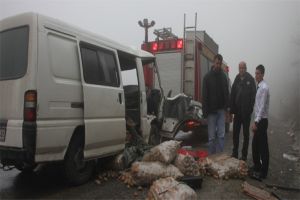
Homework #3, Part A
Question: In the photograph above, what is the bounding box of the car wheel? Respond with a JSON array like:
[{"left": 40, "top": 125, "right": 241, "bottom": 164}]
[{"left": 64, "top": 134, "right": 95, "bottom": 186}]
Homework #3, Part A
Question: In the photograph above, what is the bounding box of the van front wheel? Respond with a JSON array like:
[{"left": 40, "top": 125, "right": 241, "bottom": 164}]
[{"left": 64, "top": 134, "right": 94, "bottom": 186}]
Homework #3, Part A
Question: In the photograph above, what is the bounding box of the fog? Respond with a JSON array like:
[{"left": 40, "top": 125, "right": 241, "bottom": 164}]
[{"left": 1, "top": 0, "right": 299, "bottom": 129}]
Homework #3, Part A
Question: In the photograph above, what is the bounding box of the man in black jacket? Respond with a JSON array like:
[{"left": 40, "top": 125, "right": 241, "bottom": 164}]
[
  {"left": 230, "top": 61, "right": 256, "bottom": 161},
  {"left": 202, "top": 54, "right": 229, "bottom": 154}
]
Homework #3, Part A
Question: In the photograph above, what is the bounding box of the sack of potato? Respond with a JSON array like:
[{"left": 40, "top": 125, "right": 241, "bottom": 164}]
[
  {"left": 142, "top": 140, "right": 181, "bottom": 164},
  {"left": 205, "top": 154, "right": 248, "bottom": 179},
  {"left": 131, "top": 161, "right": 183, "bottom": 186},
  {"left": 174, "top": 154, "right": 201, "bottom": 176},
  {"left": 147, "top": 177, "right": 197, "bottom": 200}
]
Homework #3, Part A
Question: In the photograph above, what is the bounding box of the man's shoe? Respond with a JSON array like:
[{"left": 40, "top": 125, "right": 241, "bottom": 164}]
[
  {"left": 259, "top": 173, "right": 267, "bottom": 179},
  {"left": 249, "top": 171, "right": 262, "bottom": 181}
]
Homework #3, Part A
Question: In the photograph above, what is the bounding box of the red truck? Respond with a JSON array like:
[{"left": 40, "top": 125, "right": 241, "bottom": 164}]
[{"left": 142, "top": 23, "right": 231, "bottom": 143}]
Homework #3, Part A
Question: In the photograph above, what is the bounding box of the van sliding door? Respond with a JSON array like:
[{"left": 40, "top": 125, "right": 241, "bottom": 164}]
[{"left": 79, "top": 42, "right": 125, "bottom": 158}]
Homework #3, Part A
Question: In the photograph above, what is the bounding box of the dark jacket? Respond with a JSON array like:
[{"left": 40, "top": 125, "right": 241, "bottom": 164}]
[
  {"left": 230, "top": 72, "right": 256, "bottom": 117},
  {"left": 202, "top": 68, "right": 229, "bottom": 117}
]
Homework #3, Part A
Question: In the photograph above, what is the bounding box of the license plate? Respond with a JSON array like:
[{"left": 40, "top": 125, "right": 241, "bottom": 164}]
[{"left": 0, "top": 127, "right": 6, "bottom": 142}]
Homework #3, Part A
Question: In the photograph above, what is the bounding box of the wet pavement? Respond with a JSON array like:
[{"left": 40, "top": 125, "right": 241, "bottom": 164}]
[{"left": 1, "top": 120, "right": 299, "bottom": 199}]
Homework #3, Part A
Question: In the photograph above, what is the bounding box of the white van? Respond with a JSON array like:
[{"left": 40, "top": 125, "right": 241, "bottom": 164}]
[{"left": 0, "top": 13, "right": 161, "bottom": 185}]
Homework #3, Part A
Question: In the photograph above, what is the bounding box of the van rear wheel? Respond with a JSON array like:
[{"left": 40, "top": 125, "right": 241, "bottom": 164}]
[{"left": 64, "top": 134, "right": 95, "bottom": 186}]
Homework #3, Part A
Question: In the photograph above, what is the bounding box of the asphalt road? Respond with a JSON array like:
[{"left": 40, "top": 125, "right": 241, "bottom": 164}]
[{"left": 1, "top": 120, "right": 299, "bottom": 199}]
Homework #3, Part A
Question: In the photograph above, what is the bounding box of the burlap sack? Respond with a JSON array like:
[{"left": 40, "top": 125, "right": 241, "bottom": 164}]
[
  {"left": 142, "top": 140, "right": 181, "bottom": 164},
  {"left": 147, "top": 177, "right": 197, "bottom": 200},
  {"left": 174, "top": 154, "right": 200, "bottom": 176},
  {"left": 131, "top": 161, "right": 183, "bottom": 185}
]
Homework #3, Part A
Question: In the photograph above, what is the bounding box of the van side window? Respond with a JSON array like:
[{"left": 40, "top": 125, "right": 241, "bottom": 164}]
[
  {"left": 0, "top": 26, "right": 29, "bottom": 80},
  {"left": 80, "top": 44, "right": 119, "bottom": 87},
  {"left": 47, "top": 33, "right": 80, "bottom": 81},
  {"left": 97, "top": 50, "right": 119, "bottom": 87}
]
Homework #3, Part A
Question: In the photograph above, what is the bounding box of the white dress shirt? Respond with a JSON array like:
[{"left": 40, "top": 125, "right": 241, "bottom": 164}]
[{"left": 254, "top": 80, "right": 270, "bottom": 123}]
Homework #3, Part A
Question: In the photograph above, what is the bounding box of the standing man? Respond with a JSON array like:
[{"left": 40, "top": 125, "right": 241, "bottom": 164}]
[
  {"left": 230, "top": 61, "right": 256, "bottom": 161},
  {"left": 202, "top": 54, "right": 229, "bottom": 154},
  {"left": 251, "top": 64, "right": 270, "bottom": 179}
]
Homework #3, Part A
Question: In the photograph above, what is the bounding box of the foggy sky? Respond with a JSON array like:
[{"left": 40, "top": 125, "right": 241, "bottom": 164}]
[{"left": 1, "top": 0, "right": 299, "bottom": 127}]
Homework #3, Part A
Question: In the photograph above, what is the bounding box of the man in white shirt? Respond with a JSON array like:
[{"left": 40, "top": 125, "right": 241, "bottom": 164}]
[{"left": 251, "top": 65, "right": 270, "bottom": 179}]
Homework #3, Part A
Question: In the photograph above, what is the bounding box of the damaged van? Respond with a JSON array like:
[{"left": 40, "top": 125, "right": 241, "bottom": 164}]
[{"left": 0, "top": 13, "right": 162, "bottom": 185}]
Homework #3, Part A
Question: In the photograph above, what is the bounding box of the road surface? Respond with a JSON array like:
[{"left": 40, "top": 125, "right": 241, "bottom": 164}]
[{"left": 1, "top": 120, "right": 299, "bottom": 199}]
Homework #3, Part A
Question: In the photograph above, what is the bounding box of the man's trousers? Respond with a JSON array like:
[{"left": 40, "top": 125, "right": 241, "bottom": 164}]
[
  {"left": 232, "top": 114, "right": 251, "bottom": 159},
  {"left": 252, "top": 118, "right": 269, "bottom": 177}
]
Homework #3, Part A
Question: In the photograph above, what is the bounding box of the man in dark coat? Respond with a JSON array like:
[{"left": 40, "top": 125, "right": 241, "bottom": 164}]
[
  {"left": 230, "top": 61, "right": 256, "bottom": 160},
  {"left": 202, "top": 54, "right": 229, "bottom": 154}
]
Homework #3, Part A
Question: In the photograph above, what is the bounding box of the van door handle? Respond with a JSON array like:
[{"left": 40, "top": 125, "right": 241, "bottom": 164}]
[{"left": 118, "top": 93, "right": 122, "bottom": 104}]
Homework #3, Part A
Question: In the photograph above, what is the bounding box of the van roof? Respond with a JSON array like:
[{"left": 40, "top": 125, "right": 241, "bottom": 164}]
[{"left": 1, "top": 12, "right": 154, "bottom": 59}]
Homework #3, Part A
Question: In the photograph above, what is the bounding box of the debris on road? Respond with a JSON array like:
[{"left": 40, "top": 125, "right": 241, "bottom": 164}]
[
  {"left": 242, "top": 181, "right": 279, "bottom": 200},
  {"left": 94, "top": 170, "right": 119, "bottom": 185},
  {"left": 137, "top": 186, "right": 143, "bottom": 191},
  {"left": 147, "top": 177, "right": 197, "bottom": 200},
  {"left": 119, "top": 171, "right": 136, "bottom": 187},
  {"left": 265, "top": 182, "right": 300, "bottom": 192},
  {"left": 94, "top": 179, "right": 101, "bottom": 185},
  {"left": 112, "top": 153, "right": 126, "bottom": 171},
  {"left": 286, "top": 131, "right": 295, "bottom": 137},
  {"left": 282, "top": 153, "right": 299, "bottom": 162}
]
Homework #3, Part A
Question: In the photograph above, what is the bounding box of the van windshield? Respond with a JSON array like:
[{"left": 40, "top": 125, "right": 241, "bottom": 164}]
[{"left": 0, "top": 26, "right": 29, "bottom": 80}]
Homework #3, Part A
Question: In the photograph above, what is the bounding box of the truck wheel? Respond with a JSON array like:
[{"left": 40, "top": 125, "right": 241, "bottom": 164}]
[{"left": 64, "top": 134, "right": 95, "bottom": 186}]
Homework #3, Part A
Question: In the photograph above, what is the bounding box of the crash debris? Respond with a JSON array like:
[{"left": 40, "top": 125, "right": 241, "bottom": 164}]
[
  {"left": 119, "top": 171, "right": 136, "bottom": 187},
  {"left": 94, "top": 170, "right": 119, "bottom": 185},
  {"left": 282, "top": 153, "right": 299, "bottom": 162},
  {"left": 242, "top": 181, "right": 279, "bottom": 200}
]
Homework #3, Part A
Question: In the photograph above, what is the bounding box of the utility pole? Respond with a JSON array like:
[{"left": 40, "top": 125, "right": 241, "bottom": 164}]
[{"left": 138, "top": 18, "right": 155, "bottom": 43}]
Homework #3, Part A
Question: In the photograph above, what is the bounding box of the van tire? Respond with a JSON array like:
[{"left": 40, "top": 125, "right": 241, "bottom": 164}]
[{"left": 64, "top": 134, "right": 95, "bottom": 186}]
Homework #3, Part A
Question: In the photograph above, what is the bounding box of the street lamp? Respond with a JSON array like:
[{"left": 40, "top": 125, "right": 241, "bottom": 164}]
[{"left": 138, "top": 18, "right": 155, "bottom": 43}]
